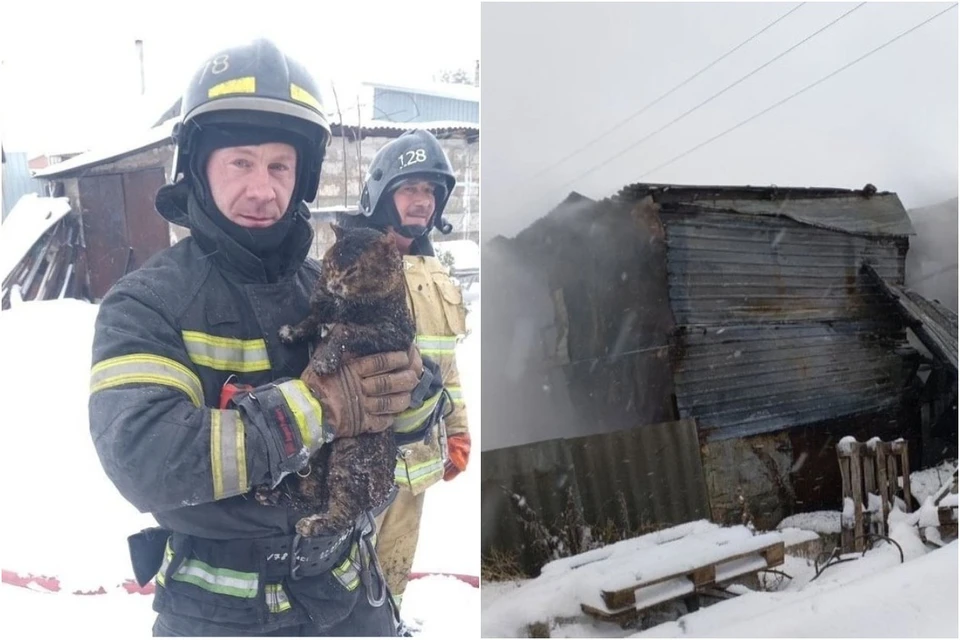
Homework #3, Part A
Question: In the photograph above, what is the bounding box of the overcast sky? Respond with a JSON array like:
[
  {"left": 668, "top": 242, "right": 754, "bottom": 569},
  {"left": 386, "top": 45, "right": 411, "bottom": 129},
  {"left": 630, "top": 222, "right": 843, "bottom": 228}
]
[
  {"left": 481, "top": 1, "right": 958, "bottom": 242},
  {"left": 0, "top": 0, "right": 478, "bottom": 155}
]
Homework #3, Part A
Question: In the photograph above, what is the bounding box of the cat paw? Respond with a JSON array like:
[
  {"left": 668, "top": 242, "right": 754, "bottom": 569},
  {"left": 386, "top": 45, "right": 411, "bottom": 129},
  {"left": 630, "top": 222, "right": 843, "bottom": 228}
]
[
  {"left": 278, "top": 325, "right": 296, "bottom": 344},
  {"left": 312, "top": 351, "right": 341, "bottom": 375},
  {"left": 254, "top": 486, "right": 284, "bottom": 507},
  {"left": 295, "top": 515, "right": 330, "bottom": 538}
]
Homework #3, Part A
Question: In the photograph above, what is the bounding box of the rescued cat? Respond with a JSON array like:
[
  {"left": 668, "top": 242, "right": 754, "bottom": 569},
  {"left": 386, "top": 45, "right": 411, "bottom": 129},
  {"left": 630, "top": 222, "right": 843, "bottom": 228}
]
[{"left": 254, "top": 224, "right": 415, "bottom": 537}]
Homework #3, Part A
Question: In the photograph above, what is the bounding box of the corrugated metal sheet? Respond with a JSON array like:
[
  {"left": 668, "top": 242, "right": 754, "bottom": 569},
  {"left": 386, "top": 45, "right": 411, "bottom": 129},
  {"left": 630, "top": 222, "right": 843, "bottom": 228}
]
[
  {"left": 2, "top": 152, "right": 48, "bottom": 220},
  {"left": 618, "top": 183, "right": 915, "bottom": 237},
  {"left": 662, "top": 208, "right": 914, "bottom": 441},
  {"left": 481, "top": 419, "right": 709, "bottom": 570},
  {"left": 664, "top": 210, "right": 906, "bottom": 325},
  {"left": 566, "top": 419, "right": 709, "bottom": 528},
  {"left": 866, "top": 264, "right": 959, "bottom": 373},
  {"left": 373, "top": 88, "right": 479, "bottom": 124}
]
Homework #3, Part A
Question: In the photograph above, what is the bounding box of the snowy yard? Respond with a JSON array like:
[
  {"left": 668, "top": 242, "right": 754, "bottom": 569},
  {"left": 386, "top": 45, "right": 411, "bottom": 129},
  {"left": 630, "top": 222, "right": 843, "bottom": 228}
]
[
  {"left": 0, "top": 297, "right": 480, "bottom": 636},
  {"left": 482, "top": 506, "right": 958, "bottom": 637}
]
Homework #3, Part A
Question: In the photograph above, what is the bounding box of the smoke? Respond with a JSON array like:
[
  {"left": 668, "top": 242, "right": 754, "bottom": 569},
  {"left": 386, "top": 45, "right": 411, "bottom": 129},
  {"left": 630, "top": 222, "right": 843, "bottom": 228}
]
[{"left": 480, "top": 2, "right": 958, "bottom": 243}]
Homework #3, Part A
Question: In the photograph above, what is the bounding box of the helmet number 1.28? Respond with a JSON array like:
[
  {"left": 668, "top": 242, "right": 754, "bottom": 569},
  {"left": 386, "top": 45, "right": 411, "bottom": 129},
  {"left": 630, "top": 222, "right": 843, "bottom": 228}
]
[
  {"left": 199, "top": 55, "right": 231, "bottom": 84},
  {"left": 398, "top": 148, "right": 427, "bottom": 170}
]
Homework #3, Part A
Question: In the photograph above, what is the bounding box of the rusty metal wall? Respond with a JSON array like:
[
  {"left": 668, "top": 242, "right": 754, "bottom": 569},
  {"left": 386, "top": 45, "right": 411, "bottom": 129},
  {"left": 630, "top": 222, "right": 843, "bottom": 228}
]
[
  {"left": 481, "top": 419, "right": 709, "bottom": 567},
  {"left": 662, "top": 209, "right": 915, "bottom": 441}
]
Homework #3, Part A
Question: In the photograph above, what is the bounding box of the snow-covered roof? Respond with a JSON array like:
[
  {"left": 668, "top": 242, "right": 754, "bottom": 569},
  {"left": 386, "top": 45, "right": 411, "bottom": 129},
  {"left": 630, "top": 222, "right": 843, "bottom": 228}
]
[
  {"left": 33, "top": 117, "right": 179, "bottom": 179},
  {"left": 33, "top": 115, "right": 476, "bottom": 181},
  {"left": 0, "top": 194, "right": 72, "bottom": 285}
]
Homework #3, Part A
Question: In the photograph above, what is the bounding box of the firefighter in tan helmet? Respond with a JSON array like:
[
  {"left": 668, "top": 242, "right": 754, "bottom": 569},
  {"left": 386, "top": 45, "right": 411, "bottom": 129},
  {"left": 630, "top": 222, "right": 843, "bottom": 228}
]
[{"left": 339, "top": 128, "right": 472, "bottom": 626}]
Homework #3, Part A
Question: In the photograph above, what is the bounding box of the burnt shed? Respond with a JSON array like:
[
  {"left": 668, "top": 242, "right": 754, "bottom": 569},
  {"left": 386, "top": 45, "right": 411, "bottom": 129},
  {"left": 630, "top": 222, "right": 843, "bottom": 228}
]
[{"left": 483, "top": 183, "right": 952, "bottom": 548}]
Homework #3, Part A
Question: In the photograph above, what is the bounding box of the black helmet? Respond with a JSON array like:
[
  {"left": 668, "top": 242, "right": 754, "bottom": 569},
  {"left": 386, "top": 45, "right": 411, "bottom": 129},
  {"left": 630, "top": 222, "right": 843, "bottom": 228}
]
[
  {"left": 170, "top": 38, "right": 332, "bottom": 204},
  {"left": 359, "top": 129, "right": 457, "bottom": 238}
]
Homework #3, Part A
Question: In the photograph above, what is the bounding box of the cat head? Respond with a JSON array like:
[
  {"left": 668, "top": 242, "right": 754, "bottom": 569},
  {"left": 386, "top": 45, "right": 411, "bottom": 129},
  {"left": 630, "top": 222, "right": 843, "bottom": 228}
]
[{"left": 322, "top": 224, "right": 404, "bottom": 301}]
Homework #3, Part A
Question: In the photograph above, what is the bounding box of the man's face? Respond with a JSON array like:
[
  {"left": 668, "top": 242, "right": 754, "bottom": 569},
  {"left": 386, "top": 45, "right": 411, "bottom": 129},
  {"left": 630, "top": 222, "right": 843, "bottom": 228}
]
[
  {"left": 206, "top": 143, "right": 297, "bottom": 228},
  {"left": 392, "top": 180, "right": 436, "bottom": 228}
]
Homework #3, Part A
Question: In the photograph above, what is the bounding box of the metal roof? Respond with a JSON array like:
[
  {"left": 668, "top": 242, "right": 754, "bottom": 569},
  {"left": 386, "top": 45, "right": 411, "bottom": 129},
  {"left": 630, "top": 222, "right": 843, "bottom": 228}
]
[
  {"left": 865, "top": 264, "right": 958, "bottom": 374},
  {"left": 616, "top": 182, "right": 915, "bottom": 238},
  {"left": 362, "top": 80, "right": 479, "bottom": 102}
]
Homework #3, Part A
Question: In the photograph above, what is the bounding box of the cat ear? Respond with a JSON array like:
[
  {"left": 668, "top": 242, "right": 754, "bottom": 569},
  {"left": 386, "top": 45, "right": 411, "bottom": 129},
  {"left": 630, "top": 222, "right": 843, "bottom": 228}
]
[{"left": 331, "top": 223, "right": 345, "bottom": 240}]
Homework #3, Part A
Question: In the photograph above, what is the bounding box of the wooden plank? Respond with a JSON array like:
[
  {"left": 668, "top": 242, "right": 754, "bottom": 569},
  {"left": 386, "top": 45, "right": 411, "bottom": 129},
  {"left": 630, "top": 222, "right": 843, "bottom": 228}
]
[
  {"left": 761, "top": 543, "right": 785, "bottom": 567},
  {"left": 894, "top": 441, "right": 912, "bottom": 513},
  {"left": 863, "top": 455, "right": 877, "bottom": 497},
  {"left": 874, "top": 442, "right": 891, "bottom": 536},
  {"left": 839, "top": 456, "right": 855, "bottom": 553},
  {"left": 599, "top": 540, "right": 784, "bottom": 610},
  {"left": 690, "top": 565, "right": 715, "bottom": 589},
  {"left": 849, "top": 446, "right": 865, "bottom": 553},
  {"left": 885, "top": 453, "right": 898, "bottom": 529}
]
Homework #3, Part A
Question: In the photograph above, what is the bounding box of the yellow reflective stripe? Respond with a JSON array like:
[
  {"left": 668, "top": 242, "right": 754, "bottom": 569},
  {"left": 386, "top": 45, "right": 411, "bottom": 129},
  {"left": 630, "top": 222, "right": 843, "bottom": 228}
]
[
  {"left": 156, "top": 542, "right": 173, "bottom": 586},
  {"left": 211, "top": 409, "right": 247, "bottom": 500},
  {"left": 393, "top": 393, "right": 441, "bottom": 433},
  {"left": 265, "top": 584, "right": 292, "bottom": 613},
  {"left": 416, "top": 335, "right": 457, "bottom": 354},
  {"left": 90, "top": 354, "right": 203, "bottom": 407},
  {"left": 156, "top": 539, "right": 259, "bottom": 598},
  {"left": 446, "top": 386, "right": 464, "bottom": 405},
  {"left": 208, "top": 76, "right": 256, "bottom": 98},
  {"left": 276, "top": 380, "right": 325, "bottom": 449},
  {"left": 182, "top": 331, "right": 271, "bottom": 372},
  {"left": 395, "top": 457, "right": 444, "bottom": 488},
  {"left": 332, "top": 542, "right": 361, "bottom": 591},
  {"left": 290, "top": 83, "right": 323, "bottom": 111}
]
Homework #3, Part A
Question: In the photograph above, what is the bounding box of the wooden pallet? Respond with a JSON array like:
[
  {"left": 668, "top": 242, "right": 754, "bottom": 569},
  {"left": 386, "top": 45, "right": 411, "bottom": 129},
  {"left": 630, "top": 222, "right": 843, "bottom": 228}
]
[
  {"left": 580, "top": 540, "right": 784, "bottom": 624},
  {"left": 837, "top": 438, "right": 912, "bottom": 553}
]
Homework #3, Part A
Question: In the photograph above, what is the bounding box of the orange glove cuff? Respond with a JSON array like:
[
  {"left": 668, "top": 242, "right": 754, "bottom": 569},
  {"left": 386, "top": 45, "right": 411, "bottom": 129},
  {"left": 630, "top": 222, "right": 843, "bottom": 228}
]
[{"left": 443, "top": 433, "right": 471, "bottom": 481}]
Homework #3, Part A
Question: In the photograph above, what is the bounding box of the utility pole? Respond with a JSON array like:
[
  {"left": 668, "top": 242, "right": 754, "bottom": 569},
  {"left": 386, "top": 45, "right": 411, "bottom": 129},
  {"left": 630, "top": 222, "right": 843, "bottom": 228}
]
[{"left": 135, "top": 39, "right": 146, "bottom": 95}]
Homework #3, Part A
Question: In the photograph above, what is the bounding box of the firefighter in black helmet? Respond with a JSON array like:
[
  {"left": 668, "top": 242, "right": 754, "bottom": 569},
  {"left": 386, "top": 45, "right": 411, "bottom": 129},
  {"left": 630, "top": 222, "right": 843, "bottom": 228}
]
[
  {"left": 341, "top": 130, "right": 472, "bottom": 627},
  {"left": 89, "top": 38, "right": 422, "bottom": 637}
]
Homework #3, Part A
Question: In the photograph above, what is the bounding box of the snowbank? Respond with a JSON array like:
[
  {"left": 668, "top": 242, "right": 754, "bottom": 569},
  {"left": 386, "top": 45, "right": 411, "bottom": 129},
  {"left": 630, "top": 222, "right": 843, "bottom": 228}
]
[
  {"left": 480, "top": 521, "right": 793, "bottom": 638},
  {"left": 909, "top": 460, "right": 958, "bottom": 504},
  {"left": 0, "top": 299, "right": 158, "bottom": 591},
  {"left": 636, "top": 541, "right": 958, "bottom": 638},
  {"left": 0, "top": 194, "right": 72, "bottom": 284}
]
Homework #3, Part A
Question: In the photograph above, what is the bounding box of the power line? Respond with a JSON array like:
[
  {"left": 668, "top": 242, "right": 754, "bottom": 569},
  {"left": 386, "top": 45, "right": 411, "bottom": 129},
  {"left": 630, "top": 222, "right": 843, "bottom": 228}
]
[
  {"left": 521, "top": 2, "right": 807, "bottom": 185},
  {"left": 551, "top": 2, "right": 866, "bottom": 194},
  {"left": 638, "top": 3, "right": 959, "bottom": 179}
]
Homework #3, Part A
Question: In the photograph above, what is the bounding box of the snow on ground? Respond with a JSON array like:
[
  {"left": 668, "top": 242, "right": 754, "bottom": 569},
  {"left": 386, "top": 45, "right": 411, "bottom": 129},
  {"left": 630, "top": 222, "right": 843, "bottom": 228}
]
[
  {"left": 481, "top": 509, "right": 958, "bottom": 638},
  {"left": 480, "top": 521, "right": 791, "bottom": 637},
  {"left": 1, "top": 573, "right": 478, "bottom": 639},
  {"left": 0, "top": 299, "right": 159, "bottom": 591},
  {"left": 636, "top": 538, "right": 957, "bottom": 638},
  {"left": 0, "top": 297, "right": 479, "bottom": 635},
  {"left": 411, "top": 300, "right": 480, "bottom": 580},
  {"left": 909, "top": 459, "right": 958, "bottom": 504},
  {"left": 0, "top": 584, "right": 156, "bottom": 639}
]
